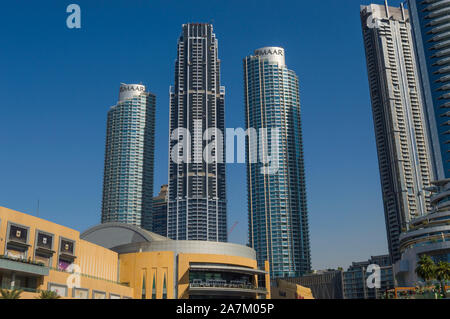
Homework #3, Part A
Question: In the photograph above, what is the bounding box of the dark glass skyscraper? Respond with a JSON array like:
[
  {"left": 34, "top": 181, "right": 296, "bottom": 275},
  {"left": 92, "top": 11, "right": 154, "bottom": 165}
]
[
  {"left": 168, "top": 23, "right": 227, "bottom": 242},
  {"left": 244, "top": 47, "right": 311, "bottom": 278},
  {"left": 152, "top": 184, "right": 168, "bottom": 237},
  {"left": 101, "top": 83, "right": 156, "bottom": 231},
  {"left": 408, "top": 0, "right": 450, "bottom": 180}
]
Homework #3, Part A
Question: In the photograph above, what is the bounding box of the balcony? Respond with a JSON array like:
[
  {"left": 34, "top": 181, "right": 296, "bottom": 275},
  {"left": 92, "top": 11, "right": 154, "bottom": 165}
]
[
  {"left": 0, "top": 256, "right": 49, "bottom": 276},
  {"left": 189, "top": 264, "right": 267, "bottom": 276},
  {"left": 188, "top": 264, "right": 268, "bottom": 297},
  {"left": 189, "top": 280, "right": 267, "bottom": 296}
]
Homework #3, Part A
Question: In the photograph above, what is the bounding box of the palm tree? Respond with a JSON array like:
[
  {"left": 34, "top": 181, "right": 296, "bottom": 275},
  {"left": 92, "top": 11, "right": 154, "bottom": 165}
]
[
  {"left": 36, "top": 290, "right": 61, "bottom": 299},
  {"left": 415, "top": 255, "right": 436, "bottom": 287},
  {"left": 0, "top": 288, "right": 23, "bottom": 299},
  {"left": 435, "top": 261, "right": 450, "bottom": 298}
]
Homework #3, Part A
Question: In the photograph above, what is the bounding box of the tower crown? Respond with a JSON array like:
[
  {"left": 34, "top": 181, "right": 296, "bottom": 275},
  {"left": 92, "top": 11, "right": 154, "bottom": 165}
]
[
  {"left": 254, "top": 47, "right": 285, "bottom": 67},
  {"left": 119, "top": 83, "right": 146, "bottom": 102}
]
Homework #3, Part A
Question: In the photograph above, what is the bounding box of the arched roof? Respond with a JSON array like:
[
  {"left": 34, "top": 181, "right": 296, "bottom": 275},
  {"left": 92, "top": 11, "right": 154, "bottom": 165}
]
[{"left": 80, "top": 222, "right": 169, "bottom": 250}]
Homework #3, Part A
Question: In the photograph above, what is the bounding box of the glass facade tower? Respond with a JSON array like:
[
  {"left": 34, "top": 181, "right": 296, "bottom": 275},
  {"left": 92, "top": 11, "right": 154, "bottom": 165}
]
[
  {"left": 152, "top": 184, "right": 168, "bottom": 237},
  {"left": 101, "top": 83, "right": 156, "bottom": 231},
  {"left": 360, "top": 4, "right": 433, "bottom": 263},
  {"left": 408, "top": 0, "right": 450, "bottom": 180},
  {"left": 168, "top": 23, "right": 227, "bottom": 242},
  {"left": 244, "top": 47, "right": 311, "bottom": 278}
]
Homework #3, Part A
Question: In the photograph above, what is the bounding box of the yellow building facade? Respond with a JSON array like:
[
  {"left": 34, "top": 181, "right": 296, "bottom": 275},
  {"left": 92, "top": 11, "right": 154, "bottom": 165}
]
[
  {"left": 0, "top": 206, "right": 133, "bottom": 298},
  {"left": 271, "top": 279, "right": 314, "bottom": 299},
  {"left": 0, "top": 207, "right": 270, "bottom": 299}
]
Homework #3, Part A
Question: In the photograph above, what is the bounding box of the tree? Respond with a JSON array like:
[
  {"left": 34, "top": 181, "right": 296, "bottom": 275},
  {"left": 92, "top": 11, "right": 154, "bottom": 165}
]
[
  {"left": 435, "top": 261, "right": 450, "bottom": 298},
  {"left": 0, "top": 288, "right": 23, "bottom": 299},
  {"left": 36, "top": 290, "right": 61, "bottom": 299},
  {"left": 415, "top": 255, "right": 436, "bottom": 287}
]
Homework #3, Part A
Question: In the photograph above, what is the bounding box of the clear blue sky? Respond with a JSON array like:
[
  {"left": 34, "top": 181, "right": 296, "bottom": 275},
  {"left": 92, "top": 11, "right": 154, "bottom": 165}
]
[{"left": 0, "top": 0, "right": 405, "bottom": 270}]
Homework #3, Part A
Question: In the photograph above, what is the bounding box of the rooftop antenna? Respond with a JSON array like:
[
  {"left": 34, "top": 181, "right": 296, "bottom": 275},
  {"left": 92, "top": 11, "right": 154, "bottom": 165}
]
[
  {"left": 384, "top": 0, "right": 390, "bottom": 19},
  {"left": 400, "top": 2, "right": 406, "bottom": 21}
]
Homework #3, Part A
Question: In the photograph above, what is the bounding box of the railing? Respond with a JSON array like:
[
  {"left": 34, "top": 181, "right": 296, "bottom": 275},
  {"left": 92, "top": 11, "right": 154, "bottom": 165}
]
[
  {"left": 384, "top": 286, "right": 450, "bottom": 299},
  {"left": 189, "top": 282, "right": 267, "bottom": 292},
  {"left": 401, "top": 235, "right": 450, "bottom": 251},
  {"left": 0, "top": 255, "right": 46, "bottom": 267},
  {"left": 0, "top": 255, "right": 129, "bottom": 289},
  {"left": 49, "top": 267, "right": 129, "bottom": 287}
]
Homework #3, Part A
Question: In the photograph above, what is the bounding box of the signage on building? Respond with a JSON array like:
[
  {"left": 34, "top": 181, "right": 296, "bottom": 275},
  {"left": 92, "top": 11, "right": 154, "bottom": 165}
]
[
  {"left": 255, "top": 48, "right": 284, "bottom": 57},
  {"left": 120, "top": 85, "right": 145, "bottom": 93}
]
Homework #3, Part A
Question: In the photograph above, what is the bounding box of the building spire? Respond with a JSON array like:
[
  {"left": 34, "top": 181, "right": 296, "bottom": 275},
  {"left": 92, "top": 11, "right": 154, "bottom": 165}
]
[
  {"left": 400, "top": 2, "right": 406, "bottom": 21},
  {"left": 384, "top": 0, "right": 390, "bottom": 18}
]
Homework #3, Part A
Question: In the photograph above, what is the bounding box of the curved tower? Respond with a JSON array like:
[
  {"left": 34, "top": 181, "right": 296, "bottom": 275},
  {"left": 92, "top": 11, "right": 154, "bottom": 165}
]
[
  {"left": 101, "top": 83, "right": 156, "bottom": 231},
  {"left": 244, "top": 47, "right": 311, "bottom": 278}
]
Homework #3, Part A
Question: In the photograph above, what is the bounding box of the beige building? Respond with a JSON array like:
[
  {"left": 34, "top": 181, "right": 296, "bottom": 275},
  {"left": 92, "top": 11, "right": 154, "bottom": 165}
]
[
  {"left": 271, "top": 279, "right": 314, "bottom": 299},
  {"left": 0, "top": 206, "right": 270, "bottom": 299}
]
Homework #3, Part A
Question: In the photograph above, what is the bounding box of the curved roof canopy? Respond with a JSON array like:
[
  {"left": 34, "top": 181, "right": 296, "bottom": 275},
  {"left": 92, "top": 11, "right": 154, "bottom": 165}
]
[{"left": 80, "top": 223, "right": 169, "bottom": 250}]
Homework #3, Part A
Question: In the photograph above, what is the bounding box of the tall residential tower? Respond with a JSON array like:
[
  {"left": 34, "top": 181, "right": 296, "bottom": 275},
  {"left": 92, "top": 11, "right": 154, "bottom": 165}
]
[
  {"left": 244, "top": 47, "right": 311, "bottom": 278},
  {"left": 168, "top": 23, "right": 227, "bottom": 242},
  {"left": 101, "top": 83, "right": 156, "bottom": 231},
  {"left": 390, "top": 0, "right": 450, "bottom": 287},
  {"left": 360, "top": 4, "right": 433, "bottom": 262}
]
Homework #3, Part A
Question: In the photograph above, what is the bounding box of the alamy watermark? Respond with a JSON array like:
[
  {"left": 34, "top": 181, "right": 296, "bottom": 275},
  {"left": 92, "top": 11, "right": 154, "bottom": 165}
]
[
  {"left": 366, "top": 264, "right": 381, "bottom": 289},
  {"left": 66, "top": 263, "right": 81, "bottom": 289},
  {"left": 366, "top": 15, "right": 382, "bottom": 30},
  {"left": 66, "top": 4, "right": 81, "bottom": 29},
  {"left": 170, "top": 122, "right": 280, "bottom": 175}
]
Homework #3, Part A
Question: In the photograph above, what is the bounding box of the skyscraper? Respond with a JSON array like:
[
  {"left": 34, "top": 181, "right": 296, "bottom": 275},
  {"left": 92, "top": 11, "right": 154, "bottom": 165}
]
[
  {"left": 360, "top": 4, "right": 433, "bottom": 263},
  {"left": 244, "top": 47, "right": 311, "bottom": 278},
  {"left": 101, "top": 83, "right": 156, "bottom": 231},
  {"left": 407, "top": 0, "right": 450, "bottom": 180},
  {"left": 152, "top": 184, "right": 168, "bottom": 237},
  {"left": 167, "top": 23, "right": 227, "bottom": 242},
  {"left": 391, "top": 0, "right": 450, "bottom": 288}
]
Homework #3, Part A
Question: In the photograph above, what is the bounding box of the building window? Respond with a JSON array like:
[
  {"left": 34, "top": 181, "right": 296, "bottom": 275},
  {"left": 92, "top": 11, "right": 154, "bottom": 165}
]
[
  {"left": 58, "top": 237, "right": 76, "bottom": 271},
  {"left": 48, "top": 283, "right": 68, "bottom": 297},
  {"left": 163, "top": 274, "right": 167, "bottom": 299},
  {"left": 13, "top": 275, "right": 38, "bottom": 291},
  {"left": 5, "top": 223, "right": 30, "bottom": 259},
  {"left": 60, "top": 239, "right": 75, "bottom": 255},
  {"left": 141, "top": 271, "right": 146, "bottom": 299},
  {"left": 34, "top": 230, "right": 55, "bottom": 267},
  {"left": 152, "top": 274, "right": 156, "bottom": 299},
  {"left": 92, "top": 290, "right": 106, "bottom": 299},
  {"left": 8, "top": 224, "right": 28, "bottom": 243},
  {"left": 36, "top": 232, "right": 53, "bottom": 249},
  {"left": 73, "top": 288, "right": 89, "bottom": 299}
]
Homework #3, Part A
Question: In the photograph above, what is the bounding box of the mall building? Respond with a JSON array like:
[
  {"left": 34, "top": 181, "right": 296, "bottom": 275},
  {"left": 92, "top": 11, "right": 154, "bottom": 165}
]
[
  {"left": 394, "top": 180, "right": 450, "bottom": 287},
  {"left": 0, "top": 206, "right": 270, "bottom": 299}
]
